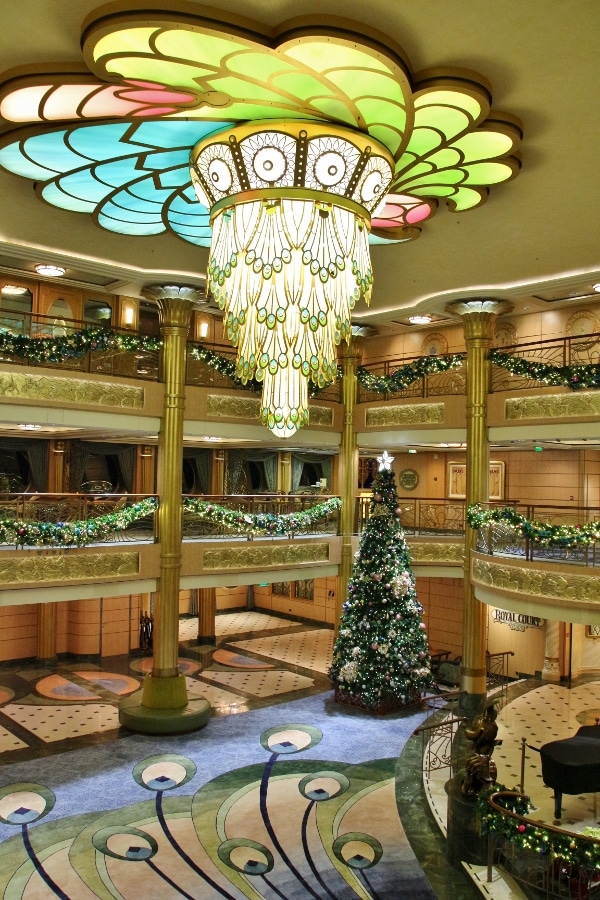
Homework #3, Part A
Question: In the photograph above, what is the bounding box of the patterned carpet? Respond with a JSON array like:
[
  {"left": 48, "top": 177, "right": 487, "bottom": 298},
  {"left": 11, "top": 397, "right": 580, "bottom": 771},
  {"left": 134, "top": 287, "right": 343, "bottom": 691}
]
[{"left": 0, "top": 692, "right": 437, "bottom": 899}]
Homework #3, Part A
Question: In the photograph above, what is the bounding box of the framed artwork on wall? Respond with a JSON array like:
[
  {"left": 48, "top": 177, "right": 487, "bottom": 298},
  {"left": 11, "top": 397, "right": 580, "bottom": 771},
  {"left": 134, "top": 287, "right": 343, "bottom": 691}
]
[
  {"left": 585, "top": 625, "right": 600, "bottom": 639},
  {"left": 448, "top": 460, "right": 505, "bottom": 500}
]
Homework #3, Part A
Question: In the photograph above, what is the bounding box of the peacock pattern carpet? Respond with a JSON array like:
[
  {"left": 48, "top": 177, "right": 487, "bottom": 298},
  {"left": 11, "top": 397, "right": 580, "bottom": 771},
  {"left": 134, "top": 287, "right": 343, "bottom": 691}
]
[{"left": 0, "top": 721, "right": 435, "bottom": 899}]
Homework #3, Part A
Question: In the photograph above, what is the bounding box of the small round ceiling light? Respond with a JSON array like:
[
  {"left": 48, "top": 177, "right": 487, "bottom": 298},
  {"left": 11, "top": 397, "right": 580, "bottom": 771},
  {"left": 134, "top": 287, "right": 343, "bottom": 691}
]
[
  {"left": 593, "top": 283, "right": 600, "bottom": 293},
  {"left": 35, "top": 264, "right": 65, "bottom": 277},
  {"left": 408, "top": 315, "right": 433, "bottom": 325}
]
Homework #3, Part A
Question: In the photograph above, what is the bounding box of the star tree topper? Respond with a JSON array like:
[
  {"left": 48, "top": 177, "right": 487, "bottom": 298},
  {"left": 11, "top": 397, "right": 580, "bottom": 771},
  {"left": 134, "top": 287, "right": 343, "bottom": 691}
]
[{"left": 377, "top": 451, "right": 394, "bottom": 471}]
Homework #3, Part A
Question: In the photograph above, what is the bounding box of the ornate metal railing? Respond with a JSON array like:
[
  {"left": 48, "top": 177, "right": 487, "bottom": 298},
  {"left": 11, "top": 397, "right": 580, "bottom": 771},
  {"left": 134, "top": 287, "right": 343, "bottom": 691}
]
[
  {"left": 0, "top": 491, "right": 342, "bottom": 545},
  {"left": 484, "top": 791, "right": 600, "bottom": 899},
  {"left": 182, "top": 493, "right": 341, "bottom": 539},
  {"left": 0, "top": 492, "right": 157, "bottom": 543},
  {"left": 490, "top": 331, "right": 600, "bottom": 392},
  {"left": 356, "top": 353, "right": 467, "bottom": 403},
  {"left": 473, "top": 503, "right": 600, "bottom": 567},
  {"left": 0, "top": 311, "right": 161, "bottom": 380},
  {"left": 356, "top": 495, "right": 467, "bottom": 535}
]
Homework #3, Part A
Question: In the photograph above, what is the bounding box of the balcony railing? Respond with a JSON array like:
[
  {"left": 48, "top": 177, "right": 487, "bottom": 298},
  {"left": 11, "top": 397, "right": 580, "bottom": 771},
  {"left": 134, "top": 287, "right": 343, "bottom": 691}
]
[
  {"left": 490, "top": 331, "right": 600, "bottom": 392},
  {"left": 0, "top": 492, "right": 341, "bottom": 545},
  {"left": 473, "top": 503, "right": 600, "bottom": 567},
  {"left": 356, "top": 495, "right": 467, "bottom": 535},
  {"left": 356, "top": 353, "right": 467, "bottom": 403}
]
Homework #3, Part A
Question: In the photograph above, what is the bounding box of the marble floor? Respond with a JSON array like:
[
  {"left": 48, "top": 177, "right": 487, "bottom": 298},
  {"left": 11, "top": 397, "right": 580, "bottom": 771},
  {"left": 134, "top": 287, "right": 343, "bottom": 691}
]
[{"left": 0, "top": 610, "right": 597, "bottom": 899}]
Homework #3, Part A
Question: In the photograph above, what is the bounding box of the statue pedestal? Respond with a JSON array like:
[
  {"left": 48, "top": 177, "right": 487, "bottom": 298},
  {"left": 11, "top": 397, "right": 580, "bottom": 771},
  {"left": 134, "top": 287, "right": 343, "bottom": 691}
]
[{"left": 445, "top": 774, "right": 488, "bottom": 868}]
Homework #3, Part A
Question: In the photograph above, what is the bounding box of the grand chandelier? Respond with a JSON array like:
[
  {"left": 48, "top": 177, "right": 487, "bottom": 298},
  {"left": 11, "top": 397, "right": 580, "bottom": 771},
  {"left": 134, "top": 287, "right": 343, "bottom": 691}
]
[
  {"left": 0, "top": 6, "right": 522, "bottom": 438},
  {"left": 190, "top": 122, "right": 393, "bottom": 436}
]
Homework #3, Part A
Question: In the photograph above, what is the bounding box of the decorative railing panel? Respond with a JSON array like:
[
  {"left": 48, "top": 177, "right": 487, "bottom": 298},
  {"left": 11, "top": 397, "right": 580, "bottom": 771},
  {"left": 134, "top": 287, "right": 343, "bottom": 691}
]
[
  {"left": 357, "top": 355, "right": 466, "bottom": 403},
  {"left": 490, "top": 332, "right": 600, "bottom": 392}
]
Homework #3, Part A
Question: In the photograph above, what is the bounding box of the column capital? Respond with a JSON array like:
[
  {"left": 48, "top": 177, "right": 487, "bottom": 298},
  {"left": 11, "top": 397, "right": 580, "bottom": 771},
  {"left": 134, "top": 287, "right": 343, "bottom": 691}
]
[
  {"left": 446, "top": 299, "right": 513, "bottom": 342},
  {"left": 141, "top": 284, "right": 205, "bottom": 328}
]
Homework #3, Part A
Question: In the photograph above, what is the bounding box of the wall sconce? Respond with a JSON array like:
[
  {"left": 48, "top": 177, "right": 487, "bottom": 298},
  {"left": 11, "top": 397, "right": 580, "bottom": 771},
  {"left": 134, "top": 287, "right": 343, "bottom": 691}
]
[
  {"left": 197, "top": 318, "right": 209, "bottom": 339},
  {"left": 123, "top": 304, "right": 135, "bottom": 326}
]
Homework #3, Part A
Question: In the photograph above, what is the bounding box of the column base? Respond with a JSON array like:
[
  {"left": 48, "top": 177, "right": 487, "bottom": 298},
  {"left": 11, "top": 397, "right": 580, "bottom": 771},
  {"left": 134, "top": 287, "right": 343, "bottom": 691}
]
[{"left": 119, "top": 689, "right": 210, "bottom": 735}]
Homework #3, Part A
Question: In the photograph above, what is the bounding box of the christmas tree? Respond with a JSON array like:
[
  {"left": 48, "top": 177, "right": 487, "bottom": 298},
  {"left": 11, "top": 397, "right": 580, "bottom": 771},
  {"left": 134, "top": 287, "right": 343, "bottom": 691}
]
[{"left": 330, "top": 451, "right": 433, "bottom": 712}]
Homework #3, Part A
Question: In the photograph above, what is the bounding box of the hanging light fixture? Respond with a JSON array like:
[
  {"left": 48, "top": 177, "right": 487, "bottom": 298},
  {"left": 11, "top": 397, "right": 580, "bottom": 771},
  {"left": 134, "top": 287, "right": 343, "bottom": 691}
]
[
  {"left": 190, "top": 122, "right": 393, "bottom": 436},
  {"left": 0, "top": 7, "right": 522, "bottom": 436}
]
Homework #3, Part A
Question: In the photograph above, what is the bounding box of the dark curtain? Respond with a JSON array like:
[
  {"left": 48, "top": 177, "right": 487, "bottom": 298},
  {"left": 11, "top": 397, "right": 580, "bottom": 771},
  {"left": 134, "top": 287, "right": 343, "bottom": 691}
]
[
  {"left": 291, "top": 452, "right": 334, "bottom": 491},
  {"left": 75, "top": 441, "right": 137, "bottom": 492},
  {"left": 182, "top": 448, "right": 212, "bottom": 494},
  {"left": 0, "top": 437, "right": 49, "bottom": 491}
]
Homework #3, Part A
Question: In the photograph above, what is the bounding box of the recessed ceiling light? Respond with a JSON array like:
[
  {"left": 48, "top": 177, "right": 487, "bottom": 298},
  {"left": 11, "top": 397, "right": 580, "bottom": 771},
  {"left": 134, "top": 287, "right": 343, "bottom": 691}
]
[
  {"left": 593, "top": 283, "right": 600, "bottom": 293},
  {"left": 1, "top": 284, "right": 28, "bottom": 295},
  {"left": 408, "top": 315, "right": 433, "bottom": 325},
  {"left": 18, "top": 423, "right": 41, "bottom": 430},
  {"left": 35, "top": 264, "right": 65, "bottom": 277}
]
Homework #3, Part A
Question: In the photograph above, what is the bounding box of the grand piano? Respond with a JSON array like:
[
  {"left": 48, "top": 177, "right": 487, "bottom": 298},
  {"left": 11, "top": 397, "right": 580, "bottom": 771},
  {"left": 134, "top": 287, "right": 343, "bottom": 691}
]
[{"left": 540, "top": 725, "right": 600, "bottom": 822}]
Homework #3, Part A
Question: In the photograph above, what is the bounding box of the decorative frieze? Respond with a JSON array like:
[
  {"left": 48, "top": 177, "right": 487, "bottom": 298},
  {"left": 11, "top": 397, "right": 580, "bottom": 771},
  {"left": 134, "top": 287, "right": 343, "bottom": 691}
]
[
  {"left": 506, "top": 391, "right": 600, "bottom": 420},
  {"left": 472, "top": 558, "right": 600, "bottom": 605},
  {"left": 366, "top": 403, "right": 444, "bottom": 427},
  {"left": 207, "top": 394, "right": 333, "bottom": 426},
  {"left": 203, "top": 542, "right": 330, "bottom": 570},
  {"left": 0, "top": 552, "right": 139, "bottom": 586},
  {"left": 409, "top": 542, "right": 464, "bottom": 564},
  {"left": 0, "top": 371, "right": 144, "bottom": 408}
]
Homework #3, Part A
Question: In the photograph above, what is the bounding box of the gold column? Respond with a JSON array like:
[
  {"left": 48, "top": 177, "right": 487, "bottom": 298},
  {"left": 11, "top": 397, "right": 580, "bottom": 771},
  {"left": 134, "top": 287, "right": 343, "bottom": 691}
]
[
  {"left": 278, "top": 451, "right": 292, "bottom": 494},
  {"left": 336, "top": 336, "right": 362, "bottom": 634},
  {"left": 37, "top": 440, "right": 64, "bottom": 662},
  {"left": 198, "top": 587, "right": 217, "bottom": 644},
  {"left": 447, "top": 299, "right": 511, "bottom": 715},
  {"left": 211, "top": 449, "right": 225, "bottom": 495},
  {"left": 119, "top": 285, "right": 210, "bottom": 734}
]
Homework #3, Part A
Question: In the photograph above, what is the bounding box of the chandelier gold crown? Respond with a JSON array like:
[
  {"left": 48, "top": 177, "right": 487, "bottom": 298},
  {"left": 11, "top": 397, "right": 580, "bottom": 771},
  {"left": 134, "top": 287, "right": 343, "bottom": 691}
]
[{"left": 191, "top": 121, "right": 394, "bottom": 436}]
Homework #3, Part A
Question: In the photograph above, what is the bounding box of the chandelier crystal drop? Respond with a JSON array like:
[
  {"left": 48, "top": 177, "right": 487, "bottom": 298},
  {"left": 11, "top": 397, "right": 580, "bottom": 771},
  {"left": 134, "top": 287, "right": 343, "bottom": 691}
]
[{"left": 191, "top": 122, "right": 394, "bottom": 437}]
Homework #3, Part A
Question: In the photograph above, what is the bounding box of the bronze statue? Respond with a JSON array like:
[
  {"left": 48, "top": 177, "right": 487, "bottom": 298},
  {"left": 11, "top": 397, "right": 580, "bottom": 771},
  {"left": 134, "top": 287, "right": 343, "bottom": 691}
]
[{"left": 461, "top": 703, "right": 501, "bottom": 799}]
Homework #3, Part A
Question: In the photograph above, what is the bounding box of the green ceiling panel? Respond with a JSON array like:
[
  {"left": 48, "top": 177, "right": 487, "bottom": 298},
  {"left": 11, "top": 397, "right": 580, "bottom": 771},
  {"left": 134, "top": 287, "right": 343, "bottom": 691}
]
[
  {"left": 153, "top": 29, "right": 250, "bottom": 69},
  {"left": 414, "top": 89, "right": 484, "bottom": 120},
  {"left": 0, "top": 6, "right": 520, "bottom": 247},
  {"left": 452, "top": 131, "right": 515, "bottom": 162}
]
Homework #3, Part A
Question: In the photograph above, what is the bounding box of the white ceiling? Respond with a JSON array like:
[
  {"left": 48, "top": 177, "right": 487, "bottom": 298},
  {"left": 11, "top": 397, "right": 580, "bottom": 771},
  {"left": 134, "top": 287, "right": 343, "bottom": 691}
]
[{"left": 0, "top": 0, "right": 598, "bottom": 328}]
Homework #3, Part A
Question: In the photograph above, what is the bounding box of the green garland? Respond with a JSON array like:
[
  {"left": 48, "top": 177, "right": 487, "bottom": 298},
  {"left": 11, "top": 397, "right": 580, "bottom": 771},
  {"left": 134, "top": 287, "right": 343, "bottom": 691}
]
[
  {"left": 489, "top": 348, "right": 600, "bottom": 390},
  {"left": 0, "top": 326, "right": 161, "bottom": 363},
  {"left": 188, "top": 342, "right": 341, "bottom": 396},
  {"left": 478, "top": 787, "right": 600, "bottom": 871},
  {"left": 0, "top": 498, "right": 157, "bottom": 548},
  {"left": 467, "top": 504, "right": 600, "bottom": 548},
  {"left": 356, "top": 354, "right": 463, "bottom": 393},
  {"left": 184, "top": 496, "right": 342, "bottom": 536}
]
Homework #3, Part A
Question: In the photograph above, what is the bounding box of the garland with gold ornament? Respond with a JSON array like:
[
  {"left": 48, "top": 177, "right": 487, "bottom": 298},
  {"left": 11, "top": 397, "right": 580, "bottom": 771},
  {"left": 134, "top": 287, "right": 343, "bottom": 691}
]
[
  {"left": 184, "top": 496, "right": 341, "bottom": 536},
  {"left": 478, "top": 788, "right": 600, "bottom": 872},
  {"left": 0, "top": 498, "right": 157, "bottom": 548},
  {"left": 489, "top": 348, "right": 600, "bottom": 390},
  {"left": 0, "top": 326, "right": 160, "bottom": 363},
  {"left": 467, "top": 504, "right": 600, "bottom": 548},
  {"left": 356, "top": 353, "right": 464, "bottom": 393}
]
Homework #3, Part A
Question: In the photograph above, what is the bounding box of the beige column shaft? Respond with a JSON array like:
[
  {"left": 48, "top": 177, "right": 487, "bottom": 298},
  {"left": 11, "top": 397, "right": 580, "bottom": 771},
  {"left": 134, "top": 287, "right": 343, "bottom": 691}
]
[
  {"left": 447, "top": 300, "right": 511, "bottom": 710},
  {"left": 140, "top": 286, "right": 200, "bottom": 709},
  {"left": 542, "top": 619, "right": 562, "bottom": 682},
  {"left": 198, "top": 587, "right": 217, "bottom": 643},
  {"left": 336, "top": 337, "right": 362, "bottom": 634}
]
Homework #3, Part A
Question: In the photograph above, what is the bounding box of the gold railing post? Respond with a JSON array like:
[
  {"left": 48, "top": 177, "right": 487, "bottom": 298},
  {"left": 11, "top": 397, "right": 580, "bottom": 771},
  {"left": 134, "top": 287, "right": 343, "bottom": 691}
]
[
  {"left": 336, "top": 336, "right": 362, "bottom": 635},
  {"left": 119, "top": 285, "right": 210, "bottom": 734},
  {"left": 447, "top": 299, "right": 511, "bottom": 716}
]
